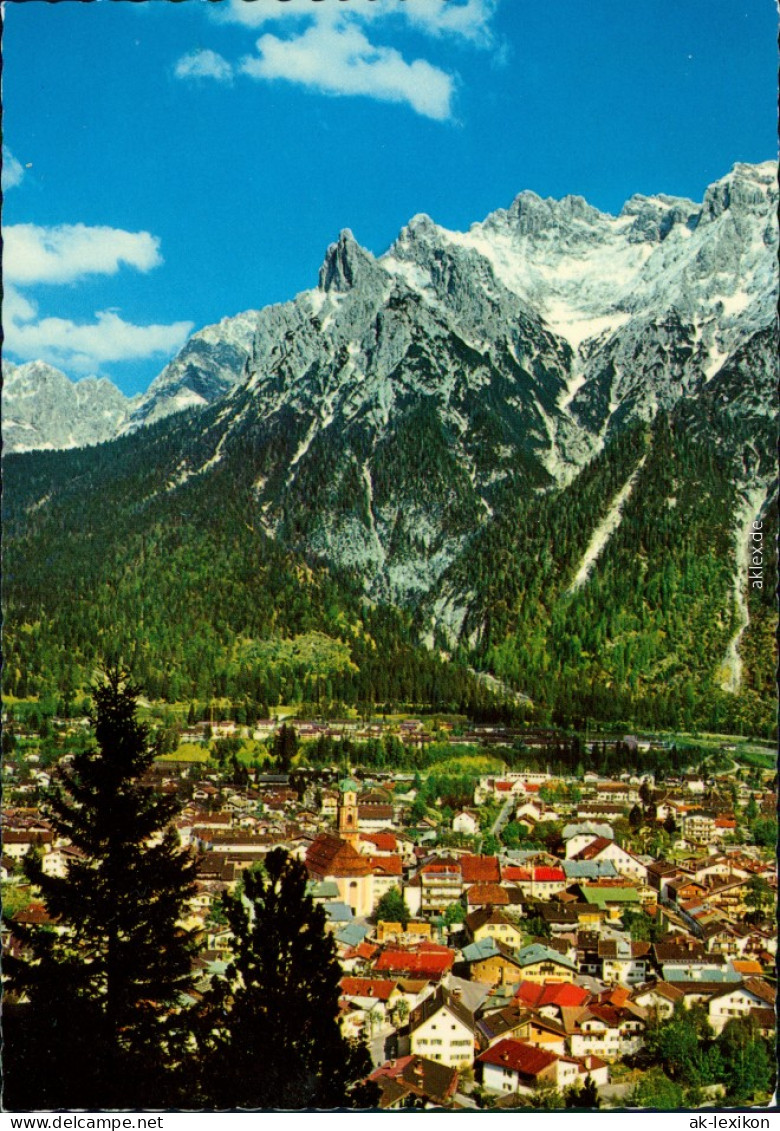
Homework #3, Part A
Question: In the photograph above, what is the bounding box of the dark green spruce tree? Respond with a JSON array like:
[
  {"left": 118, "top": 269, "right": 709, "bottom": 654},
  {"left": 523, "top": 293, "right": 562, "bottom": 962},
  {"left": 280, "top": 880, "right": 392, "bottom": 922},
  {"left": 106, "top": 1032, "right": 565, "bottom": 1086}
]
[
  {"left": 196, "top": 848, "right": 377, "bottom": 1109},
  {"left": 4, "top": 668, "right": 198, "bottom": 1110},
  {"left": 272, "top": 722, "right": 299, "bottom": 772}
]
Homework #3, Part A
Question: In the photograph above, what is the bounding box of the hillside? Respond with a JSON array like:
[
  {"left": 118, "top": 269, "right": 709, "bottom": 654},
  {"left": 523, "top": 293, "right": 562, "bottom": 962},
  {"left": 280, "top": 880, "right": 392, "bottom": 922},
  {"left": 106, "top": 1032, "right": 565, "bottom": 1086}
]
[{"left": 3, "top": 163, "right": 777, "bottom": 735}]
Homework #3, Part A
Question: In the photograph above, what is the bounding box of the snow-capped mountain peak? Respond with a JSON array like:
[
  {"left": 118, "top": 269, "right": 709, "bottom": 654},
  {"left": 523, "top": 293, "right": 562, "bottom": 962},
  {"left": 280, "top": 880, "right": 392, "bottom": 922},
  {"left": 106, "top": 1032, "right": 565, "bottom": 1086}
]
[{"left": 5, "top": 161, "right": 776, "bottom": 464}]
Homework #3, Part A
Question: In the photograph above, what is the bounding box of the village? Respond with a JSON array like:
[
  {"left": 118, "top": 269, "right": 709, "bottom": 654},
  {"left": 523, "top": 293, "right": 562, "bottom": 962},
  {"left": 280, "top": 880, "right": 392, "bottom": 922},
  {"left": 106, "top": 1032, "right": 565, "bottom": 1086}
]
[{"left": 2, "top": 710, "right": 777, "bottom": 1110}]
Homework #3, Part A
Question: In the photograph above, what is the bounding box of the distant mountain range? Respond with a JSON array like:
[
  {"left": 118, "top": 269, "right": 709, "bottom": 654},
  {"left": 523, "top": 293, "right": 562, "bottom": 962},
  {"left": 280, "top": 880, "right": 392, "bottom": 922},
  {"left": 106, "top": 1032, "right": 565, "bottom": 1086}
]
[
  {"left": 2, "top": 360, "right": 140, "bottom": 453},
  {"left": 3, "top": 162, "right": 777, "bottom": 733}
]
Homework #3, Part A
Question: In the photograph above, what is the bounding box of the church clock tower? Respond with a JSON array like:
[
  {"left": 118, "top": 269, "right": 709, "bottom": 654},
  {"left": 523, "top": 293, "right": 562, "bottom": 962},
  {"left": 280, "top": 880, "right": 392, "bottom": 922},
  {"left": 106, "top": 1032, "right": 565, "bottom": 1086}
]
[{"left": 337, "top": 776, "right": 360, "bottom": 848}]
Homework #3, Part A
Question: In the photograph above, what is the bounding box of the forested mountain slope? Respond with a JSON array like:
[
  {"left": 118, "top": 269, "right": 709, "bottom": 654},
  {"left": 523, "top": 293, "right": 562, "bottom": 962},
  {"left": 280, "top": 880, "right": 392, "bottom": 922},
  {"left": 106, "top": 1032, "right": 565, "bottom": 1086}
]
[{"left": 3, "top": 163, "right": 776, "bottom": 734}]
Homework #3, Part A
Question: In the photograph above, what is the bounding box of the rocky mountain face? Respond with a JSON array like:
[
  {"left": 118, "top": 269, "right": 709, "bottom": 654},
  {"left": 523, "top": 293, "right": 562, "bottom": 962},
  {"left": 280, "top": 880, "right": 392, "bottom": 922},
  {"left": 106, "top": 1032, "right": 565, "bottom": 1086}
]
[
  {"left": 3, "top": 162, "right": 777, "bottom": 723},
  {"left": 137, "top": 161, "right": 776, "bottom": 606},
  {"left": 10, "top": 161, "right": 774, "bottom": 456},
  {"left": 125, "top": 310, "right": 259, "bottom": 429},
  {"left": 1, "top": 361, "right": 138, "bottom": 454}
]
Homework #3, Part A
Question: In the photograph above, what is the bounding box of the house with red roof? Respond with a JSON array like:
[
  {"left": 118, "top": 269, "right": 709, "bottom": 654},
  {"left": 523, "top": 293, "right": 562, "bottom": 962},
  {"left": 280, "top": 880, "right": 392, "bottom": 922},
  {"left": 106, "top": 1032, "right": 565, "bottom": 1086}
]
[
  {"left": 339, "top": 976, "right": 398, "bottom": 1003},
  {"left": 359, "top": 831, "right": 398, "bottom": 856},
  {"left": 373, "top": 945, "right": 455, "bottom": 981},
  {"left": 416, "top": 858, "right": 463, "bottom": 917},
  {"left": 466, "top": 883, "right": 510, "bottom": 908},
  {"left": 461, "top": 854, "right": 501, "bottom": 887},
  {"left": 12, "top": 902, "right": 59, "bottom": 930},
  {"left": 531, "top": 866, "right": 568, "bottom": 899},
  {"left": 574, "top": 838, "right": 648, "bottom": 884},
  {"left": 369, "top": 854, "right": 404, "bottom": 902},
  {"left": 568, "top": 998, "right": 647, "bottom": 1061},
  {"left": 508, "top": 866, "right": 567, "bottom": 900},
  {"left": 478, "top": 1039, "right": 580, "bottom": 1096},
  {"left": 514, "top": 980, "right": 590, "bottom": 1016},
  {"left": 730, "top": 958, "right": 765, "bottom": 978},
  {"left": 337, "top": 939, "right": 379, "bottom": 973},
  {"left": 338, "top": 975, "right": 402, "bottom": 1038},
  {"left": 713, "top": 815, "right": 737, "bottom": 837},
  {"left": 501, "top": 864, "right": 532, "bottom": 884}
]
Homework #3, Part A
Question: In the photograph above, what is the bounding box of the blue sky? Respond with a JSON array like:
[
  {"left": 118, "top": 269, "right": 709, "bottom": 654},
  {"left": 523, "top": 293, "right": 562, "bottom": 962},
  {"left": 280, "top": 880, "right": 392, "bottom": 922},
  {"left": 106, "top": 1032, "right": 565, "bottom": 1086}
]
[{"left": 3, "top": 0, "right": 777, "bottom": 396}]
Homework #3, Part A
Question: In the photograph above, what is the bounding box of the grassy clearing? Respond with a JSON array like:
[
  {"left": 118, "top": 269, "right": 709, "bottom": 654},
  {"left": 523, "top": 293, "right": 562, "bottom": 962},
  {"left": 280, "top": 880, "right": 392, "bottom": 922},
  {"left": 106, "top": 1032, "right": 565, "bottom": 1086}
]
[
  {"left": 734, "top": 749, "right": 776, "bottom": 771},
  {"left": 158, "top": 744, "right": 211, "bottom": 763},
  {"left": 423, "top": 754, "right": 505, "bottom": 776}
]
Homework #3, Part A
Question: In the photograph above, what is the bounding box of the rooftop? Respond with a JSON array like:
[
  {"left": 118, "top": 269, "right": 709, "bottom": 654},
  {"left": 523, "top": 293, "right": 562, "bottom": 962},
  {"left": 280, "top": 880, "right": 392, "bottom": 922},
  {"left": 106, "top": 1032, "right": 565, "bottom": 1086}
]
[{"left": 478, "top": 1039, "right": 559, "bottom": 1079}]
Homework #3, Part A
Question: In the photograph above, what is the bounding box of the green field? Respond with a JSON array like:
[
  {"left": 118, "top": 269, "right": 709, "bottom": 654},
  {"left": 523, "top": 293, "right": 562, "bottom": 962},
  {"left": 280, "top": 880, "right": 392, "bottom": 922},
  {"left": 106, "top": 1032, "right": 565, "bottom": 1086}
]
[
  {"left": 733, "top": 749, "right": 776, "bottom": 771},
  {"left": 157, "top": 744, "right": 210, "bottom": 764}
]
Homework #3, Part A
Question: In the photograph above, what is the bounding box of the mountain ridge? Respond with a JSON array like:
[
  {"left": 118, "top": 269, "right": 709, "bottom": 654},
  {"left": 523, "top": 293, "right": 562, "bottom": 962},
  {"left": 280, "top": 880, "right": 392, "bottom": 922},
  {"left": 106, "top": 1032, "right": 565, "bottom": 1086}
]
[
  {"left": 1, "top": 360, "right": 140, "bottom": 453},
  {"left": 2, "top": 161, "right": 777, "bottom": 734},
  {"left": 4, "top": 161, "right": 775, "bottom": 456}
]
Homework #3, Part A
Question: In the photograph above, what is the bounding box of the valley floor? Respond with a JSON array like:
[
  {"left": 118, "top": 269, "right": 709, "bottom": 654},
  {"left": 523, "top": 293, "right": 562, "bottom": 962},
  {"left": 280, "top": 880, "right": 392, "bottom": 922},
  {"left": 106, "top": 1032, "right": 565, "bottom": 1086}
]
[{"left": 3, "top": 706, "right": 776, "bottom": 1111}]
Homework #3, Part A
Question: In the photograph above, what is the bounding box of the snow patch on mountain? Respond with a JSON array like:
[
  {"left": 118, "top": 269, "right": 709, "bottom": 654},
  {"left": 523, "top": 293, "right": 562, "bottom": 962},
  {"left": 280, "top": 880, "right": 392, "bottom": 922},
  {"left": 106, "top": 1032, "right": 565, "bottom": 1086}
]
[{"left": 386, "top": 162, "right": 776, "bottom": 386}]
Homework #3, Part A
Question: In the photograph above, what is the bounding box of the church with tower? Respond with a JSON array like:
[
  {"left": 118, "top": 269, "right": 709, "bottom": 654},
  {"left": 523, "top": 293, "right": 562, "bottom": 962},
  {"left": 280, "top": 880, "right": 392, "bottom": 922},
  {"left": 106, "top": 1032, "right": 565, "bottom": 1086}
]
[{"left": 305, "top": 776, "right": 374, "bottom": 916}]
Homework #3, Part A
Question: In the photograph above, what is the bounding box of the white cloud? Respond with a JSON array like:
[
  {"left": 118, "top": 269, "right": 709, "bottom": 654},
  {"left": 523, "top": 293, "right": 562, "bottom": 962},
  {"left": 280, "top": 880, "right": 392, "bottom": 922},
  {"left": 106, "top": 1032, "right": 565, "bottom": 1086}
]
[
  {"left": 241, "top": 20, "right": 454, "bottom": 120},
  {"left": 398, "top": 0, "right": 499, "bottom": 46},
  {"left": 2, "top": 146, "right": 25, "bottom": 191},
  {"left": 4, "top": 223, "right": 163, "bottom": 286},
  {"left": 3, "top": 285, "right": 37, "bottom": 326},
  {"left": 210, "top": 0, "right": 502, "bottom": 119},
  {"left": 217, "top": 0, "right": 341, "bottom": 29},
  {"left": 175, "top": 49, "right": 234, "bottom": 83},
  {"left": 3, "top": 287, "right": 194, "bottom": 372},
  {"left": 220, "top": 0, "right": 497, "bottom": 44},
  {"left": 4, "top": 222, "right": 193, "bottom": 372}
]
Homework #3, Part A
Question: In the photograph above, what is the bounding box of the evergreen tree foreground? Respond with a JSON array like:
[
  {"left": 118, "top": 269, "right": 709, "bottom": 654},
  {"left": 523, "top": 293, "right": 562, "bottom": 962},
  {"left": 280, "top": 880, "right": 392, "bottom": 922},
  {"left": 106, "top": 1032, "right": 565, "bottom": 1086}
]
[
  {"left": 194, "top": 848, "right": 377, "bottom": 1109},
  {"left": 4, "top": 667, "right": 198, "bottom": 1110},
  {"left": 3, "top": 671, "right": 379, "bottom": 1111}
]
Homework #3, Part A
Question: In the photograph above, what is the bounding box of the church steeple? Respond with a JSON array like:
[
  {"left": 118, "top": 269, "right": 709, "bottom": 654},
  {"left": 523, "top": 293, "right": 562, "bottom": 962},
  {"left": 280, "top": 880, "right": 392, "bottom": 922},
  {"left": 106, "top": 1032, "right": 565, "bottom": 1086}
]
[{"left": 337, "top": 775, "right": 360, "bottom": 847}]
